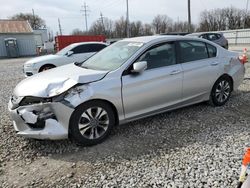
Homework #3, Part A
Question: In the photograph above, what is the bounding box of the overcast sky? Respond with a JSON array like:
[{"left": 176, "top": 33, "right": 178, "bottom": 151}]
[{"left": 0, "top": 0, "right": 248, "bottom": 34}]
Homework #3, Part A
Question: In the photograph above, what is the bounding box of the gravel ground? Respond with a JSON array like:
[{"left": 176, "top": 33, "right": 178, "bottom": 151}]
[{"left": 0, "top": 58, "right": 250, "bottom": 188}]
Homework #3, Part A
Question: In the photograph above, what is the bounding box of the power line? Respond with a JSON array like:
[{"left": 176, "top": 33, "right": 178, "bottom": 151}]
[{"left": 81, "top": 2, "right": 90, "bottom": 32}]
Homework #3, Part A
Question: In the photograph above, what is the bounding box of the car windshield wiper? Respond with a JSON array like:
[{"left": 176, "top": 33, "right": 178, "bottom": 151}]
[
  {"left": 81, "top": 65, "right": 89, "bottom": 69},
  {"left": 74, "top": 62, "right": 82, "bottom": 66}
]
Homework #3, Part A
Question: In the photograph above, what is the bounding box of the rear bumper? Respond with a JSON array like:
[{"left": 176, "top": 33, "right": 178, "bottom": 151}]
[
  {"left": 8, "top": 100, "right": 74, "bottom": 140},
  {"left": 232, "top": 64, "right": 245, "bottom": 90}
]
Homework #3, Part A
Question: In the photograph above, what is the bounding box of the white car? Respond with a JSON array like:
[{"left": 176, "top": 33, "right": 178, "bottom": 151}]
[{"left": 23, "top": 42, "right": 108, "bottom": 76}]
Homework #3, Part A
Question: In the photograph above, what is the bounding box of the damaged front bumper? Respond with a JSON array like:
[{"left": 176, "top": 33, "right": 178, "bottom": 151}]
[{"left": 8, "top": 99, "right": 74, "bottom": 140}]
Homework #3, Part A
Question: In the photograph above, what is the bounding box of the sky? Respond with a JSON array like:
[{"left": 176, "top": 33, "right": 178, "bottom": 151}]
[{"left": 0, "top": 0, "right": 248, "bottom": 35}]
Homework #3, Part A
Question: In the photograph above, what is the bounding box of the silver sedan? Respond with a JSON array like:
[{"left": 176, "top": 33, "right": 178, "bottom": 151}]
[{"left": 8, "top": 36, "right": 245, "bottom": 146}]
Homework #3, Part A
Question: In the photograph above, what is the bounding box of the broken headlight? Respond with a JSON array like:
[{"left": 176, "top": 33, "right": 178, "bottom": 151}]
[
  {"left": 19, "top": 96, "right": 52, "bottom": 106},
  {"left": 65, "top": 86, "right": 84, "bottom": 97}
]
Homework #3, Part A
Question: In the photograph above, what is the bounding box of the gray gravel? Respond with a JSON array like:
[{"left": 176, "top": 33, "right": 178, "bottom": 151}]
[{"left": 0, "top": 58, "right": 250, "bottom": 187}]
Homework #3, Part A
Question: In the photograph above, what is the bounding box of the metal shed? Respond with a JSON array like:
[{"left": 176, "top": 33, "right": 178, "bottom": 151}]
[{"left": 0, "top": 20, "right": 36, "bottom": 58}]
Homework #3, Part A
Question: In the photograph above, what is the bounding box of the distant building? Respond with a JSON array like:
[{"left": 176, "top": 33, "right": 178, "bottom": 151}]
[
  {"left": 0, "top": 20, "right": 38, "bottom": 58},
  {"left": 33, "top": 29, "right": 48, "bottom": 47}
]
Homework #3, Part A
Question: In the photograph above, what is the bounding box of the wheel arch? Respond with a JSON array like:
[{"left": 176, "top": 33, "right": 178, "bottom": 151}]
[
  {"left": 39, "top": 64, "right": 56, "bottom": 72},
  {"left": 74, "top": 99, "right": 119, "bottom": 126},
  {"left": 216, "top": 74, "right": 234, "bottom": 91}
]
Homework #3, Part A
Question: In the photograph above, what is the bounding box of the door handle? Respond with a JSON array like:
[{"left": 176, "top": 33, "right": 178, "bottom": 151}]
[
  {"left": 211, "top": 62, "right": 219, "bottom": 66},
  {"left": 170, "top": 70, "right": 182, "bottom": 75}
]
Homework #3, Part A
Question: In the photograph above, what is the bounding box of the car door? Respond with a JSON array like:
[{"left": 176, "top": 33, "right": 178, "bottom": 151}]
[
  {"left": 178, "top": 40, "right": 220, "bottom": 103},
  {"left": 122, "top": 42, "right": 183, "bottom": 119}
]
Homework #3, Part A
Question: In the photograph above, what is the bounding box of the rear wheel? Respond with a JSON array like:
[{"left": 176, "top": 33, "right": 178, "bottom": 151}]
[
  {"left": 69, "top": 101, "right": 115, "bottom": 146},
  {"left": 209, "top": 76, "right": 232, "bottom": 106},
  {"left": 39, "top": 65, "right": 55, "bottom": 72}
]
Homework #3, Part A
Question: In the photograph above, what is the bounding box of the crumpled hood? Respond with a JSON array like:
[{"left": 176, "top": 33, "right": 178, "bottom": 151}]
[
  {"left": 14, "top": 63, "right": 109, "bottom": 97},
  {"left": 24, "top": 54, "right": 62, "bottom": 65}
]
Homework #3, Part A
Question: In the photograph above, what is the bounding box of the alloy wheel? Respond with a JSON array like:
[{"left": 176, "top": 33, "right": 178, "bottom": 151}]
[
  {"left": 78, "top": 107, "right": 109, "bottom": 139},
  {"left": 215, "top": 80, "right": 230, "bottom": 103}
]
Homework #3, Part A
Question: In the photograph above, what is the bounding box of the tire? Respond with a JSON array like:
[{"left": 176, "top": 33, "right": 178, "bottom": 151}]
[
  {"left": 209, "top": 76, "right": 233, "bottom": 106},
  {"left": 39, "top": 65, "right": 55, "bottom": 72},
  {"left": 69, "top": 101, "right": 115, "bottom": 146}
]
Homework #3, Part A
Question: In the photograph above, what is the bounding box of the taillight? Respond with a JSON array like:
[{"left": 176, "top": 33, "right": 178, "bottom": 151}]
[
  {"left": 239, "top": 48, "right": 248, "bottom": 64},
  {"left": 239, "top": 55, "right": 247, "bottom": 64}
]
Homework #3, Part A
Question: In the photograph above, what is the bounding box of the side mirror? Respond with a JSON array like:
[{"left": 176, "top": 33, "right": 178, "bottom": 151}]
[
  {"left": 67, "top": 51, "right": 74, "bottom": 57},
  {"left": 131, "top": 61, "right": 147, "bottom": 73}
]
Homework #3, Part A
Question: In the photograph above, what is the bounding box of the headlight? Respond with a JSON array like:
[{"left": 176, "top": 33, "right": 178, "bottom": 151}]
[
  {"left": 64, "top": 86, "right": 84, "bottom": 98},
  {"left": 47, "top": 79, "right": 78, "bottom": 97},
  {"left": 19, "top": 96, "right": 52, "bottom": 106},
  {"left": 24, "top": 63, "right": 35, "bottom": 68}
]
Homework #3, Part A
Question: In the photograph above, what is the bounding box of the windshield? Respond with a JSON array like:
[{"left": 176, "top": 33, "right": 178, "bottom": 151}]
[
  {"left": 81, "top": 41, "right": 144, "bottom": 71},
  {"left": 56, "top": 44, "right": 75, "bottom": 56}
]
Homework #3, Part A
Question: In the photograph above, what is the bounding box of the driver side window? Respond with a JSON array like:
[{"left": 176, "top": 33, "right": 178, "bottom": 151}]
[{"left": 137, "top": 42, "right": 176, "bottom": 70}]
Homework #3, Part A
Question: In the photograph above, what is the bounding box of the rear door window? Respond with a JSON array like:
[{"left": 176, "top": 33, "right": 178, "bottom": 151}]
[
  {"left": 72, "top": 45, "right": 87, "bottom": 54},
  {"left": 207, "top": 34, "right": 219, "bottom": 41},
  {"left": 72, "top": 44, "right": 107, "bottom": 54},
  {"left": 200, "top": 34, "right": 207, "bottom": 39},
  {"left": 179, "top": 41, "right": 209, "bottom": 63},
  {"left": 86, "top": 44, "right": 107, "bottom": 52},
  {"left": 206, "top": 43, "right": 217, "bottom": 58}
]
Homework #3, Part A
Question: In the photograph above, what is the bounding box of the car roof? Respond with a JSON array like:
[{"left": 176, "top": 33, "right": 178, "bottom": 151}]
[
  {"left": 121, "top": 35, "right": 214, "bottom": 44},
  {"left": 70, "top": 42, "right": 107, "bottom": 47},
  {"left": 187, "top": 32, "right": 223, "bottom": 36},
  {"left": 122, "top": 35, "right": 184, "bottom": 43}
]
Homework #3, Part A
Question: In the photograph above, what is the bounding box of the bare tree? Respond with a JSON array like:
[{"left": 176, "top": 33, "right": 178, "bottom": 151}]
[
  {"left": 172, "top": 21, "right": 195, "bottom": 32},
  {"left": 88, "top": 21, "right": 103, "bottom": 35},
  {"left": 113, "top": 16, "right": 127, "bottom": 38},
  {"left": 130, "top": 21, "right": 143, "bottom": 37},
  {"left": 225, "top": 7, "right": 243, "bottom": 29},
  {"left": 88, "top": 18, "right": 114, "bottom": 38},
  {"left": 71, "top": 28, "right": 87, "bottom": 35},
  {"left": 198, "top": 7, "right": 246, "bottom": 32},
  {"left": 142, "top": 23, "right": 153, "bottom": 35},
  {"left": 152, "top": 15, "right": 173, "bottom": 34},
  {"left": 10, "top": 13, "right": 46, "bottom": 30}
]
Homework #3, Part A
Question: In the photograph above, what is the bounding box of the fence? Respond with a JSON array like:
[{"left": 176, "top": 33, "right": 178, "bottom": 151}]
[{"left": 219, "top": 29, "right": 250, "bottom": 45}]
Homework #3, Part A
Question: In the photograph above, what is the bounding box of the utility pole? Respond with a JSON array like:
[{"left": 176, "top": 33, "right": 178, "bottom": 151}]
[
  {"left": 188, "top": 0, "right": 191, "bottom": 32},
  {"left": 243, "top": 0, "right": 249, "bottom": 29},
  {"left": 100, "top": 12, "right": 105, "bottom": 34},
  {"left": 32, "top": 9, "right": 35, "bottom": 29},
  {"left": 81, "top": 2, "right": 90, "bottom": 32},
  {"left": 58, "top": 18, "right": 62, "bottom": 35},
  {"left": 126, "top": 0, "right": 130, "bottom": 38}
]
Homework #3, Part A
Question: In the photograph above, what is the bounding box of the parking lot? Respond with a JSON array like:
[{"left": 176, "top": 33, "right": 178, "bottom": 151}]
[{"left": 0, "top": 57, "right": 250, "bottom": 187}]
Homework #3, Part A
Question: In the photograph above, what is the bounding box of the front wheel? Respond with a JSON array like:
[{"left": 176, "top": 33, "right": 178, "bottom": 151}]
[
  {"left": 39, "top": 65, "right": 55, "bottom": 72},
  {"left": 69, "top": 101, "right": 115, "bottom": 146},
  {"left": 209, "top": 77, "right": 232, "bottom": 106}
]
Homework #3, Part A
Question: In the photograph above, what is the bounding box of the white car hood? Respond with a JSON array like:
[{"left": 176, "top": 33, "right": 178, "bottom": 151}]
[
  {"left": 25, "top": 54, "right": 62, "bottom": 64},
  {"left": 14, "top": 63, "right": 109, "bottom": 97}
]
